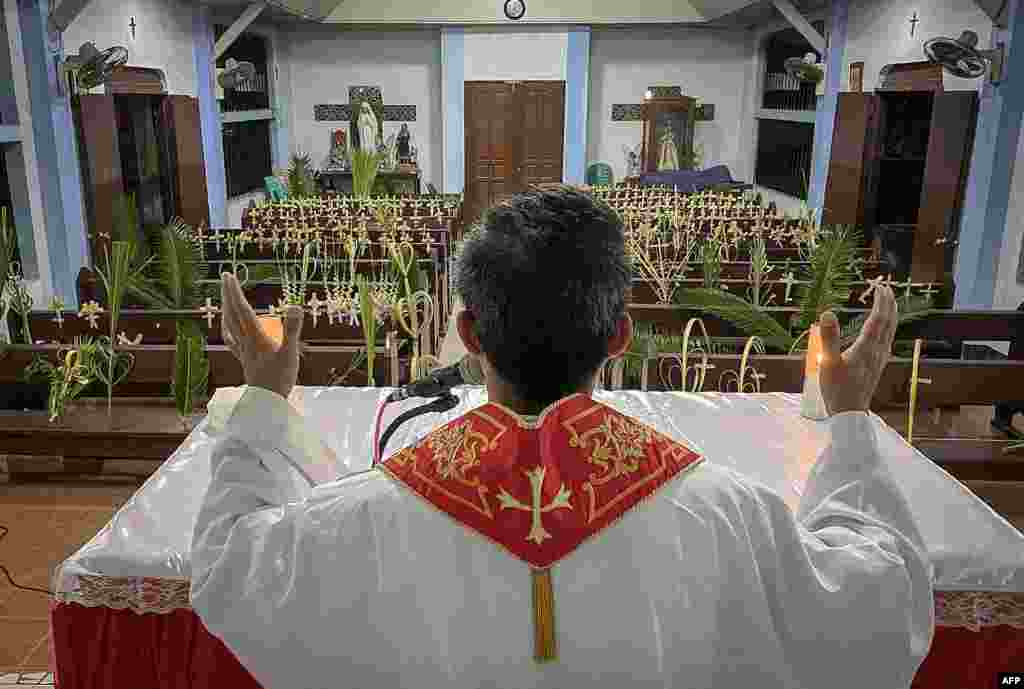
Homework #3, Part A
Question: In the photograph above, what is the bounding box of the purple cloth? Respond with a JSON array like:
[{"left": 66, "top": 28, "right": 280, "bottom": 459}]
[{"left": 639, "top": 165, "right": 736, "bottom": 191}]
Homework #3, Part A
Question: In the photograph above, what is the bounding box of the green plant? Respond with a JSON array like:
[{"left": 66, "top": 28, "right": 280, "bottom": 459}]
[
  {"left": 287, "top": 153, "right": 317, "bottom": 199},
  {"left": 793, "top": 225, "right": 863, "bottom": 334},
  {"left": 746, "top": 229, "right": 774, "bottom": 308},
  {"left": 173, "top": 319, "right": 209, "bottom": 419},
  {"left": 95, "top": 241, "right": 151, "bottom": 418},
  {"left": 278, "top": 241, "right": 318, "bottom": 306},
  {"left": 24, "top": 338, "right": 102, "bottom": 422},
  {"left": 350, "top": 149, "right": 382, "bottom": 199},
  {"left": 0, "top": 206, "right": 17, "bottom": 286},
  {"left": 700, "top": 235, "right": 724, "bottom": 290},
  {"left": 357, "top": 275, "right": 377, "bottom": 386},
  {"left": 677, "top": 287, "right": 794, "bottom": 351},
  {"left": 838, "top": 294, "right": 936, "bottom": 347},
  {"left": 124, "top": 219, "right": 215, "bottom": 415}
]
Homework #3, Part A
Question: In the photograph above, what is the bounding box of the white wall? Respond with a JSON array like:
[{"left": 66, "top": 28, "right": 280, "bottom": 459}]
[
  {"left": 285, "top": 26, "right": 442, "bottom": 192},
  {"left": 588, "top": 27, "right": 753, "bottom": 183},
  {"left": 64, "top": 0, "right": 197, "bottom": 97},
  {"left": 843, "top": 0, "right": 993, "bottom": 92},
  {"left": 463, "top": 28, "right": 568, "bottom": 81}
]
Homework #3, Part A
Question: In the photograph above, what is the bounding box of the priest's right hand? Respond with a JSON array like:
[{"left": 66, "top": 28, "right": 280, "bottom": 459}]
[
  {"left": 817, "top": 284, "right": 897, "bottom": 416},
  {"left": 220, "top": 272, "right": 304, "bottom": 400}
]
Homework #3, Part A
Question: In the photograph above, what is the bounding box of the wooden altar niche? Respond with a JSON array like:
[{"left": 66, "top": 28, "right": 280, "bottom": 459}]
[
  {"left": 821, "top": 63, "right": 977, "bottom": 285},
  {"left": 640, "top": 96, "right": 698, "bottom": 173},
  {"left": 74, "top": 65, "right": 209, "bottom": 267}
]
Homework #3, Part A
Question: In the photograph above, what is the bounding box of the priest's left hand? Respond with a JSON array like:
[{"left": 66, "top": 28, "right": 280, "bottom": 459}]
[{"left": 220, "top": 272, "right": 305, "bottom": 400}]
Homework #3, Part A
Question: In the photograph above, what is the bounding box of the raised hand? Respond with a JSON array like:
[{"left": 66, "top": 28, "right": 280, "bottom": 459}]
[
  {"left": 818, "top": 285, "right": 898, "bottom": 416},
  {"left": 220, "top": 272, "right": 304, "bottom": 400}
]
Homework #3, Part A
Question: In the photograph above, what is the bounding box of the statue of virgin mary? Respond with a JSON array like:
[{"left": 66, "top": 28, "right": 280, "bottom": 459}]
[
  {"left": 357, "top": 102, "right": 379, "bottom": 153},
  {"left": 657, "top": 127, "right": 680, "bottom": 171}
]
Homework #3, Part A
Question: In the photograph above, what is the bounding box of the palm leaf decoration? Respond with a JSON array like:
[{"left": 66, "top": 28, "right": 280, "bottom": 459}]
[
  {"left": 172, "top": 319, "right": 209, "bottom": 417},
  {"left": 110, "top": 193, "right": 151, "bottom": 268},
  {"left": 0, "top": 206, "right": 17, "bottom": 283},
  {"left": 676, "top": 287, "right": 794, "bottom": 351},
  {"left": 287, "top": 153, "right": 316, "bottom": 199},
  {"left": 839, "top": 294, "right": 936, "bottom": 348},
  {"left": 125, "top": 219, "right": 209, "bottom": 310},
  {"left": 794, "top": 225, "right": 862, "bottom": 333},
  {"left": 119, "top": 219, "right": 211, "bottom": 410},
  {"left": 351, "top": 149, "right": 382, "bottom": 198}
]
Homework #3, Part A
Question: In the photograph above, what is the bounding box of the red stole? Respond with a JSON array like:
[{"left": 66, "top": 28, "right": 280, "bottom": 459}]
[{"left": 380, "top": 393, "right": 704, "bottom": 661}]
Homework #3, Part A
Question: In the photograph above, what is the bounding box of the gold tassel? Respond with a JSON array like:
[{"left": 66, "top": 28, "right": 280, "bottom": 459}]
[{"left": 532, "top": 568, "right": 557, "bottom": 662}]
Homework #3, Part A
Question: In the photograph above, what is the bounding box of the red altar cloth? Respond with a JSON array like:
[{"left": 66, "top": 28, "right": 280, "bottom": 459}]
[{"left": 50, "top": 591, "right": 1024, "bottom": 689}]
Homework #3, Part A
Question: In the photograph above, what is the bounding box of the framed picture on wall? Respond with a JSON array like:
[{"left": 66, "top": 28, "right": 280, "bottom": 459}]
[{"left": 850, "top": 62, "right": 864, "bottom": 93}]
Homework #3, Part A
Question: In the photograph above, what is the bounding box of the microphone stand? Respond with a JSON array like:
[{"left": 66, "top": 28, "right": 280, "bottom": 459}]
[{"left": 375, "top": 392, "right": 460, "bottom": 466}]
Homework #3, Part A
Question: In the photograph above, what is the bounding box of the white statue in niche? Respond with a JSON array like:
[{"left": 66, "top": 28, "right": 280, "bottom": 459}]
[
  {"left": 657, "top": 127, "right": 680, "bottom": 171},
  {"left": 623, "top": 144, "right": 641, "bottom": 177},
  {"left": 357, "top": 101, "right": 379, "bottom": 153}
]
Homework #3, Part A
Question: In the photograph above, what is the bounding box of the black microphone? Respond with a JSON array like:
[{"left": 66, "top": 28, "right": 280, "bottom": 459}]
[{"left": 386, "top": 356, "right": 483, "bottom": 402}]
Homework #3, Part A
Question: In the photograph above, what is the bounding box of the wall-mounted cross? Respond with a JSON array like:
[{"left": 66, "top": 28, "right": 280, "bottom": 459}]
[
  {"left": 313, "top": 86, "right": 417, "bottom": 124},
  {"left": 129, "top": 16, "right": 136, "bottom": 40},
  {"left": 610, "top": 86, "right": 715, "bottom": 122},
  {"left": 909, "top": 12, "right": 919, "bottom": 37}
]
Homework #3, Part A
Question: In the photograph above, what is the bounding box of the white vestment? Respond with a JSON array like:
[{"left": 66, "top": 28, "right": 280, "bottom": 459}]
[{"left": 191, "top": 386, "right": 934, "bottom": 689}]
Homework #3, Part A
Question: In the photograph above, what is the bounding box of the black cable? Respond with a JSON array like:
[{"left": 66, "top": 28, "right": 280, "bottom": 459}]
[
  {"left": 376, "top": 392, "right": 460, "bottom": 464},
  {"left": 0, "top": 525, "right": 55, "bottom": 596}
]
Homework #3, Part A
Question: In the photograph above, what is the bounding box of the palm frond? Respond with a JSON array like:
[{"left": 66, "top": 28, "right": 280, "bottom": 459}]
[
  {"left": 676, "top": 287, "right": 794, "bottom": 349},
  {"left": 795, "top": 225, "right": 862, "bottom": 332},
  {"left": 154, "top": 219, "right": 205, "bottom": 309},
  {"left": 351, "top": 149, "right": 382, "bottom": 198},
  {"left": 172, "top": 319, "right": 209, "bottom": 416},
  {"left": 110, "top": 193, "right": 150, "bottom": 267},
  {"left": 287, "top": 153, "right": 316, "bottom": 199},
  {"left": 0, "top": 206, "right": 17, "bottom": 283},
  {"left": 839, "top": 294, "right": 936, "bottom": 347}
]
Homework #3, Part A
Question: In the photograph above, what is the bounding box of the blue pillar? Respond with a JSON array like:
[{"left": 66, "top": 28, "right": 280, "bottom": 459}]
[
  {"left": 193, "top": 3, "right": 227, "bottom": 228},
  {"left": 15, "top": 0, "right": 85, "bottom": 304},
  {"left": 954, "top": 0, "right": 1024, "bottom": 309},
  {"left": 271, "top": 31, "right": 292, "bottom": 171},
  {"left": 807, "top": 0, "right": 848, "bottom": 218},
  {"left": 441, "top": 27, "right": 464, "bottom": 194},
  {"left": 564, "top": 27, "right": 590, "bottom": 185}
]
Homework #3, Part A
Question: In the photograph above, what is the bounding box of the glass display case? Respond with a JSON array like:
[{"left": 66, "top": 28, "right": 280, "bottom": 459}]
[{"left": 640, "top": 96, "right": 697, "bottom": 173}]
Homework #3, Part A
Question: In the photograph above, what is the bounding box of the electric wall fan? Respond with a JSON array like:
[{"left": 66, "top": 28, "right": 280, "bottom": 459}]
[
  {"left": 62, "top": 42, "right": 128, "bottom": 95},
  {"left": 924, "top": 30, "right": 1005, "bottom": 83}
]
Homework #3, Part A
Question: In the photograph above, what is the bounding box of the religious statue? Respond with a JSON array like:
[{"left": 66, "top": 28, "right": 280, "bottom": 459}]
[
  {"left": 324, "top": 129, "right": 349, "bottom": 171},
  {"left": 383, "top": 132, "right": 398, "bottom": 170},
  {"left": 357, "top": 101, "right": 379, "bottom": 153},
  {"left": 397, "top": 124, "right": 412, "bottom": 163},
  {"left": 623, "top": 144, "right": 641, "bottom": 177},
  {"left": 657, "top": 127, "right": 680, "bottom": 171}
]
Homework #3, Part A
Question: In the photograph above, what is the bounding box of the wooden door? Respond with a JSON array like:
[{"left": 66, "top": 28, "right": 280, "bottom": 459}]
[
  {"left": 162, "top": 96, "right": 209, "bottom": 229},
  {"left": 822, "top": 94, "right": 879, "bottom": 230},
  {"left": 465, "top": 82, "right": 518, "bottom": 225},
  {"left": 914, "top": 92, "right": 978, "bottom": 284},
  {"left": 517, "top": 81, "right": 565, "bottom": 188},
  {"left": 74, "top": 95, "right": 122, "bottom": 264},
  {"left": 464, "top": 81, "right": 565, "bottom": 225}
]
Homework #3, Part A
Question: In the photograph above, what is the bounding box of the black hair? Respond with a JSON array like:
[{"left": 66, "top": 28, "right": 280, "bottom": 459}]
[{"left": 455, "top": 187, "right": 631, "bottom": 407}]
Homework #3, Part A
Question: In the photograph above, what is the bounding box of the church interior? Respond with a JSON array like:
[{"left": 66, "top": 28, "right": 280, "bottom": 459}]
[{"left": 2, "top": 0, "right": 1024, "bottom": 683}]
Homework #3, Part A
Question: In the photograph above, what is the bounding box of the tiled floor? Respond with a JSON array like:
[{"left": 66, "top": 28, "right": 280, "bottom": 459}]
[{"left": 0, "top": 481, "right": 139, "bottom": 677}]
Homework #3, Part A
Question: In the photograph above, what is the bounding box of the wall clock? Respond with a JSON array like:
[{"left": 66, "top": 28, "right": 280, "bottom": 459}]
[{"left": 504, "top": 0, "right": 526, "bottom": 20}]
